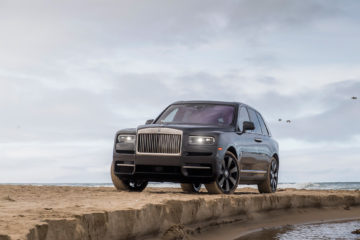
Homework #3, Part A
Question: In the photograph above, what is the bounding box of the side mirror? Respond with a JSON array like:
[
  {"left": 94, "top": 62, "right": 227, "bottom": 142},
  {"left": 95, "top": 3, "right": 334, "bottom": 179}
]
[
  {"left": 145, "top": 119, "right": 154, "bottom": 125},
  {"left": 243, "top": 121, "right": 255, "bottom": 132}
]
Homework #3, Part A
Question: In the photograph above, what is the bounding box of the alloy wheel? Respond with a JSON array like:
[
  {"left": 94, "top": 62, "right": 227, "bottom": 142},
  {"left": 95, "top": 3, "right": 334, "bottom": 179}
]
[
  {"left": 270, "top": 160, "right": 278, "bottom": 192},
  {"left": 192, "top": 183, "right": 202, "bottom": 192},
  {"left": 217, "top": 154, "right": 239, "bottom": 193},
  {"left": 125, "top": 180, "right": 148, "bottom": 191}
]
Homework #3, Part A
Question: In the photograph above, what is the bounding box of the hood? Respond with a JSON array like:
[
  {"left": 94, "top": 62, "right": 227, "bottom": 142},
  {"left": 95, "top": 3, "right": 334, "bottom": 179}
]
[{"left": 137, "top": 123, "right": 234, "bottom": 132}]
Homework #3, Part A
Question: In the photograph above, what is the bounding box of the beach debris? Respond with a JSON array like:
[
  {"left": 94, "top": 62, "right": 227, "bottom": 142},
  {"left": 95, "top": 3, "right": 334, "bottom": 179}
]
[
  {"left": 344, "top": 205, "right": 351, "bottom": 210},
  {"left": 44, "top": 208, "right": 53, "bottom": 211},
  {"left": 286, "top": 120, "right": 291, "bottom": 123},
  {"left": 278, "top": 118, "right": 282, "bottom": 122},
  {"left": 162, "top": 225, "right": 188, "bottom": 240},
  {"left": 3, "top": 195, "right": 15, "bottom": 202},
  {"left": 352, "top": 229, "right": 360, "bottom": 234},
  {"left": 0, "top": 234, "right": 11, "bottom": 240},
  {"left": 351, "top": 96, "right": 357, "bottom": 100}
]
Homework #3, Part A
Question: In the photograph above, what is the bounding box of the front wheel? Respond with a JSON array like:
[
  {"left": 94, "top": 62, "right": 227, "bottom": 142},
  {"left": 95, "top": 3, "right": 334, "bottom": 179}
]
[
  {"left": 181, "top": 183, "right": 202, "bottom": 193},
  {"left": 111, "top": 163, "right": 148, "bottom": 192},
  {"left": 258, "top": 157, "right": 278, "bottom": 193},
  {"left": 205, "top": 151, "right": 240, "bottom": 194}
]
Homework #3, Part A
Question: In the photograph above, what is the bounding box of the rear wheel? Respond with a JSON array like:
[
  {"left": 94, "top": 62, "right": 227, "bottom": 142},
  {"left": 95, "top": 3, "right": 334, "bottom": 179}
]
[
  {"left": 180, "top": 183, "right": 202, "bottom": 193},
  {"left": 205, "top": 151, "right": 240, "bottom": 194},
  {"left": 258, "top": 157, "right": 278, "bottom": 193},
  {"left": 111, "top": 163, "right": 148, "bottom": 192}
]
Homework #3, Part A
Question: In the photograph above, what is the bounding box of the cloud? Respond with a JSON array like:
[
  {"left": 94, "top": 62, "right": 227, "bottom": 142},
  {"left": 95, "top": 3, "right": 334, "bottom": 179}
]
[
  {"left": 0, "top": 0, "right": 343, "bottom": 69},
  {"left": 0, "top": 141, "right": 111, "bottom": 183},
  {"left": 258, "top": 80, "right": 360, "bottom": 142},
  {"left": 0, "top": 0, "right": 360, "bottom": 182}
]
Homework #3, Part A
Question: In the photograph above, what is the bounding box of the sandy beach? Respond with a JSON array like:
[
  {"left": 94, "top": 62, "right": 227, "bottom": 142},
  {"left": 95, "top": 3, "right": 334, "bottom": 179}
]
[{"left": 0, "top": 185, "right": 359, "bottom": 240}]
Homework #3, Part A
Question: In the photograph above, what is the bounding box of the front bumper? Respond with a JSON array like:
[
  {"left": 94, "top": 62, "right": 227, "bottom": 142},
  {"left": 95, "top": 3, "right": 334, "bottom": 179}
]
[{"left": 113, "top": 146, "right": 222, "bottom": 183}]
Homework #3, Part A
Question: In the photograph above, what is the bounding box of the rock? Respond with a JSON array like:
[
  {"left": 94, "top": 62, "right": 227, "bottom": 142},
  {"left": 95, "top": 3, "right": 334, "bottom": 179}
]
[
  {"left": 352, "top": 229, "right": 360, "bottom": 234},
  {"left": 162, "top": 225, "right": 188, "bottom": 240}
]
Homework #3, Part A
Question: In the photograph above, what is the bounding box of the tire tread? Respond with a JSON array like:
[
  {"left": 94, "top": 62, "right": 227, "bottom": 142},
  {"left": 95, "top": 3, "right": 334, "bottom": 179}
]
[
  {"left": 111, "top": 163, "right": 130, "bottom": 191},
  {"left": 257, "top": 157, "right": 277, "bottom": 194},
  {"left": 180, "top": 183, "right": 199, "bottom": 193}
]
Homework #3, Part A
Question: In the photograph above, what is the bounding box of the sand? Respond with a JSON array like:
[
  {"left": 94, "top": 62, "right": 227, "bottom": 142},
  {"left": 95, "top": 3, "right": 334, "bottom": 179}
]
[{"left": 0, "top": 185, "right": 359, "bottom": 240}]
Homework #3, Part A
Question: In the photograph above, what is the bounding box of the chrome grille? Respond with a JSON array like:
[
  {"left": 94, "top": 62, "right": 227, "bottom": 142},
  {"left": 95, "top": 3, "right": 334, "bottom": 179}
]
[{"left": 136, "top": 128, "right": 182, "bottom": 155}]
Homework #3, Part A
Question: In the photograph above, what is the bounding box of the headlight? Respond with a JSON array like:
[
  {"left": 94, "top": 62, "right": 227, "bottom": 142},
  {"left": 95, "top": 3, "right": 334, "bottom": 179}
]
[
  {"left": 189, "top": 136, "right": 215, "bottom": 145},
  {"left": 117, "top": 135, "right": 136, "bottom": 143}
]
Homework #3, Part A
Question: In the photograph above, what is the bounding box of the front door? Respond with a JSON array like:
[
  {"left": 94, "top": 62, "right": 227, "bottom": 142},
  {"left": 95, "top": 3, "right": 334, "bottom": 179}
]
[
  {"left": 242, "top": 108, "right": 268, "bottom": 178},
  {"left": 235, "top": 107, "right": 260, "bottom": 179}
]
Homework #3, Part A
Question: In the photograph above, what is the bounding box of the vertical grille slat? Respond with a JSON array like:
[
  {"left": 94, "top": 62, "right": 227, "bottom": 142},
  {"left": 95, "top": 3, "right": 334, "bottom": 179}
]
[{"left": 137, "top": 128, "right": 182, "bottom": 155}]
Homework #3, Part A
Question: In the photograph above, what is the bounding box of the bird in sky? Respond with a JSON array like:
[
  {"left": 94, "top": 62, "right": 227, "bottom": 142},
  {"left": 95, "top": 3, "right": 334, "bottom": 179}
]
[{"left": 352, "top": 96, "right": 357, "bottom": 100}]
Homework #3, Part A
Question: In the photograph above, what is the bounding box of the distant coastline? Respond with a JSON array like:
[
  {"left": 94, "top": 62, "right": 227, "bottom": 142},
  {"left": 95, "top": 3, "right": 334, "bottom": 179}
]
[{"left": 1, "top": 182, "right": 360, "bottom": 190}]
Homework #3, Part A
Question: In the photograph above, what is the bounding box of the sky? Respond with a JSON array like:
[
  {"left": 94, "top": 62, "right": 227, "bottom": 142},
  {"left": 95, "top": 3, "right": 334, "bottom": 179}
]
[{"left": 0, "top": 0, "right": 359, "bottom": 183}]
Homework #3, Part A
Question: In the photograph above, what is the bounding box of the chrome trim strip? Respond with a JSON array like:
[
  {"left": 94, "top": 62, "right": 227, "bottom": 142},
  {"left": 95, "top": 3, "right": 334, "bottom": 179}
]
[
  {"left": 182, "top": 166, "right": 211, "bottom": 169},
  {"left": 137, "top": 128, "right": 183, "bottom": 135},
  {"left": 116, "top": 164, "right": 135, "bottom": 167},
  {"left": 136, "top": 152, "right": 182, "bottom": 156},
  {"left": 240, "top": 170, "right": 267, "bottom": 174}
]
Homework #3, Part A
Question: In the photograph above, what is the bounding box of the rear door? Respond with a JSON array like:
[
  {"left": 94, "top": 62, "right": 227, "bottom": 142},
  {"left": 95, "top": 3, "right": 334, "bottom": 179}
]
[{"left": 255, "top": 112, "right": 273, "bottom": 170}]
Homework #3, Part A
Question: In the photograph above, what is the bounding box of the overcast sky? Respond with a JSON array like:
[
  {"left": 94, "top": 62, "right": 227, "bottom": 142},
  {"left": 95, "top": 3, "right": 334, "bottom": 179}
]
[{"left": 0, "top": 0, "right": 359, "bottom": 183}]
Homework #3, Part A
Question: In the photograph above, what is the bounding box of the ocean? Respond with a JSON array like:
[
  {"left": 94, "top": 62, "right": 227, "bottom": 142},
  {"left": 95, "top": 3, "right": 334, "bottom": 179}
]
[
  {"left": 2, "top": 182, "right": 360, "bottom": 190},
  {"left": 237, "top": 220, "right": 360, "bottom": 240}
]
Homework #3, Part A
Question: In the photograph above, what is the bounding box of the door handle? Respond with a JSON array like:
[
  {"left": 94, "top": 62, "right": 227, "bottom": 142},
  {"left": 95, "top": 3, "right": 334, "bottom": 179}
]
[{"left": 254, "top": 138, "right": 263, "bottom": 143}]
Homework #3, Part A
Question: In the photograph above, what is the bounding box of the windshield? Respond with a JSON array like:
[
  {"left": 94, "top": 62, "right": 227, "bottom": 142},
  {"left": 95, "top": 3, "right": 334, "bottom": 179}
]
[{"left": 155, "top": 104, "right": 235, "bottom": 126}]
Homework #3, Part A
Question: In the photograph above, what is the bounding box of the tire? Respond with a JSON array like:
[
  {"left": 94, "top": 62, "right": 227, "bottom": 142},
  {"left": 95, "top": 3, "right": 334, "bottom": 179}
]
[
  {"left": 180, "top": 183, "right": 202, "bottom": 193},
  {"left": 205, "top": 151, "right": 240, "bottom": 194},
  {"left": 111, "top": 163, "right": 148, "bottom": 192},
  {"left": 258, "top": 157, "right": 278, "bottom": 193}
]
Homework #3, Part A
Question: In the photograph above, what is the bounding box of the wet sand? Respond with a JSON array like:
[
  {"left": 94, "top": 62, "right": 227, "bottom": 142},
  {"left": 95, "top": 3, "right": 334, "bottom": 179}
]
[{"left": 0, "top": 185, "right": 359, "bottom": 240}]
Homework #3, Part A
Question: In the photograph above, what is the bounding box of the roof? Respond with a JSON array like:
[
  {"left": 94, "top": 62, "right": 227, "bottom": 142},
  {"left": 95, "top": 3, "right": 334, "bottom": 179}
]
[
  {"left": 171, "top": 100, "right": 243, "bottom": 106},
  {"left": 169, "top": 100, "right": 258, "bottom": 113}
]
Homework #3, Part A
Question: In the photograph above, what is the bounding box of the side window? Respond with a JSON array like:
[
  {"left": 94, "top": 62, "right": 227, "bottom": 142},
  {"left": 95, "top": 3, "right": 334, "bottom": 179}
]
[
  {"left": 237, "top": 107, "right": 250, "bottom": 131},
  {"left": 247, "top": 108, "right": 262, "bottom": 134},
  {"left": 256, "top": 112, "right": 269, "bottom": 136}
]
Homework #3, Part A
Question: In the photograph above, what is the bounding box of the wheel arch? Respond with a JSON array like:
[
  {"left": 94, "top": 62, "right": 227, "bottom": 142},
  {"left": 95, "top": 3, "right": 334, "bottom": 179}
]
[
  {"left": 226, "top": 146, "right": 238, "bottom": 160},
  {"left": 272, "top": 153, "right": 279, "bottom": 166}
]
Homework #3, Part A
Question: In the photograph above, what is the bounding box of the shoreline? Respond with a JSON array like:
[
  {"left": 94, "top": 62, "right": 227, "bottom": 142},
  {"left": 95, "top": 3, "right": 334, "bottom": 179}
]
[
  {"left": 191, "top": 207, "right": 360, "bottom": 240},
  {"left": 0, "top": 186, "right": 359, "bottom": 240},
  {"left": 238, "top": 217, "right": 360, "bottom": 239}
]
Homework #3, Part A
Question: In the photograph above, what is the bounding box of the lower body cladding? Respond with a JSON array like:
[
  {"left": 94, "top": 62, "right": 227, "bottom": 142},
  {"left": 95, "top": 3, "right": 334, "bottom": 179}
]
[{"left": 113, "top": 152, "right": 219, "bottom": 184}]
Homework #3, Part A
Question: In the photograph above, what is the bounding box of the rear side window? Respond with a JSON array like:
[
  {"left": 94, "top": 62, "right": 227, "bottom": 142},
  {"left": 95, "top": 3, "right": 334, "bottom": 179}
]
[
  {"left": 256, "top": 112, "right": 269, "bottom": 136},
  {"left": 247, "top": 108, "right": 262, "bottom": 135},
  {"left": 237, "top": 107, "right": 250, "bottom": 132}
]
